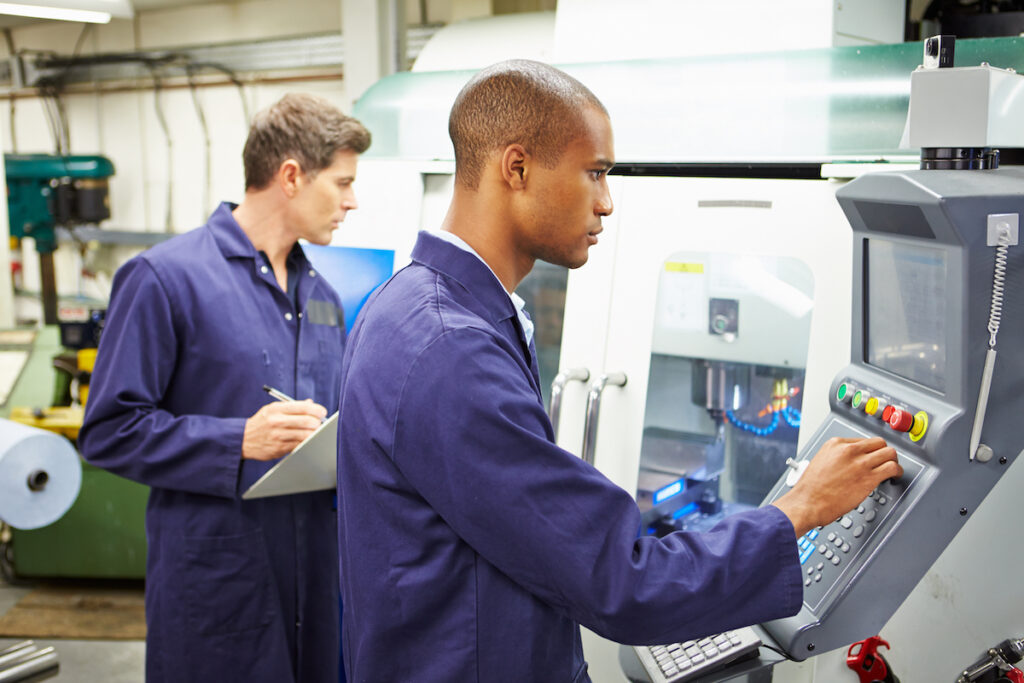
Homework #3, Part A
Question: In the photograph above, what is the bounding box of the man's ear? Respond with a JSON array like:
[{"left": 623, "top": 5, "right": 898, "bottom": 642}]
[
  {"left": 499, "top": 144, "right": 528, "bottom": 190},
  {"left": 278, "top": 159, "right": 303, "bottom": 197}
]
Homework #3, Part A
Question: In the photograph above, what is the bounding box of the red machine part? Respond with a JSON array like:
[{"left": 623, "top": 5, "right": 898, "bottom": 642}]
[
  {"left": 889, "top": 408, "right": 915, "bottom": 432},
  {"left": 847, "top": 636, "right": 899, "bottom": 683}
]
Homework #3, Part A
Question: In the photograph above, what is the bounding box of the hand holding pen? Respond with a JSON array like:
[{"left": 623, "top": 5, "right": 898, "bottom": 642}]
[
  {"left": 241, "top": 386, "right": 328, "bottom": 461},
  {"left": 263, "top": 385, "right": 296, "bottom": 403},
  {"left": 263, "top": 384, "right": 329, "bottom": 424}
]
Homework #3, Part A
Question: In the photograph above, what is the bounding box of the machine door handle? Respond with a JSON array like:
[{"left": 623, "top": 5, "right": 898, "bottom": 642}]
[
  {"left": 581, "top": 372, "right": 628, "bottom": 465},
  {"left": 549, "top": 367, "right": 591, "bottom": 439}
]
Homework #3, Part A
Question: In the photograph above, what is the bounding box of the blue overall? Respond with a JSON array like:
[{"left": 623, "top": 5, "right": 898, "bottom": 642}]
[
  {"left": 336, "top": 231, "right": 803, "bottom": 682},
  {"left": 80, "top": 203, "right": 345, "bottom": 683}
]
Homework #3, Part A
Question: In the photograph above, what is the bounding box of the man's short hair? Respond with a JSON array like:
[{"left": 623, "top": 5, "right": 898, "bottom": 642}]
[
  {"left": 243, "top": 93, "right": 371, "bottom": 190},
  {"left": 448, "top": 59, "right": 608, "bottom": 189}
]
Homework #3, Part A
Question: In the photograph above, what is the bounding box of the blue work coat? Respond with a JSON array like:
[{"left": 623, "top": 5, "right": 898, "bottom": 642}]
[
  {"left": 80, "top": 203, "right": 345, "bottom": 683},
  {"left": 336, "top": 231, "right": 803, "bottom": 683}
]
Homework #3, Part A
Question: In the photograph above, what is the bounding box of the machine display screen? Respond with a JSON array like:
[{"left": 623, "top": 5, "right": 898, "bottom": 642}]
[{"left": 865, "top": 239, "right": 948, "bottom": 392}]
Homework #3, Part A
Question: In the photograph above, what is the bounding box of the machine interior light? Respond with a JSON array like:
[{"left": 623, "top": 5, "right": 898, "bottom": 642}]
[
  {"left": 653, "top": 479, "right": 684, "bottom": 505},
  {"left": 671, "top": 502, "right": 699, "bottom": 520}
]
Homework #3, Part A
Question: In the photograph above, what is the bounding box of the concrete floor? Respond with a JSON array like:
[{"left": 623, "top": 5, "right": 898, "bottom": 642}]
[{"left": 0, "top": 577, "right": 145, "bottom": 682}]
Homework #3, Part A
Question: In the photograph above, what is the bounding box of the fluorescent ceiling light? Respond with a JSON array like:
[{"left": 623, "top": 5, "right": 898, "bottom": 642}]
[
  {"left": 0, "top": 0, "right": 133, "bottom": 23},
  {"left": 0, "top": 3, "right": 109, "bottom": 22}
]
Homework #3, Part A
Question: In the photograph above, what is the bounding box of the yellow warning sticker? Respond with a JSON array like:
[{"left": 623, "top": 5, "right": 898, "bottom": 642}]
[{"left": 664, "top": 262, "right": 704, "bottom": 274}]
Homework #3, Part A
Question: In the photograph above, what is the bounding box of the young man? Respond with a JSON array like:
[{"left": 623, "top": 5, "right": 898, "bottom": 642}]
[
  {"left": 336, "top": 60, "right": 902, "bottom": 682},
  {"left": 80, "top": 93, "right": 370, "bottom": 683}
]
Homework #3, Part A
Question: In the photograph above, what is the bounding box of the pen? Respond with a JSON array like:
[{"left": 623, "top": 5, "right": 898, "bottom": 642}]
[
  {"left": 263, "top": 384, "right": 296, "bottom": 403},
  {"left": 262, "top": 384, "right": 327, "bottom": 423}
]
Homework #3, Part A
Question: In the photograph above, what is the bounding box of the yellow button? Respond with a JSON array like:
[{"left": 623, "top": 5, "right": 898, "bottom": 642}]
[
  {"left": 909, "top": 411, "right": 929, "bottom": 442},
  {"left": 865, "top": 397, "right": 879, "bottom": 415}
]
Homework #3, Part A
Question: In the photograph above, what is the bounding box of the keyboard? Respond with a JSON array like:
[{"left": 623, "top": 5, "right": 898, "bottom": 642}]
[{"left": 633, "top": 626, "right": 762, "bottom": 683}]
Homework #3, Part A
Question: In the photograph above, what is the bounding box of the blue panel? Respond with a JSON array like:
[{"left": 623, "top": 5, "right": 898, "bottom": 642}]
[{"left": 302, "top": 244, "right": 395, "bottom": 331}]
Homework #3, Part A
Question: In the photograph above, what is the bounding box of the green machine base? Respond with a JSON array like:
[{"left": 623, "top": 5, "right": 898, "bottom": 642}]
[{"left": 11, "top": 463, "right": 147, "bottom": 579}]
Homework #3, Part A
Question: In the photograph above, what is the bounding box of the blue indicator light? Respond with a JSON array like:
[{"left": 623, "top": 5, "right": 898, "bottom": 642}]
[
  {"left": 671, "top": 502, "right": 699, "bottom": 520},
  {"left": 653, "top": 479, "right": 685, "bottom": 505}
]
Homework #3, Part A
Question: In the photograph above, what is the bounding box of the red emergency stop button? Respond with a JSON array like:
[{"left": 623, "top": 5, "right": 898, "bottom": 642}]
[
  {"left": 881, "top": 404, "right": 896, "bottom": 423},
  {"left": 889, "top": 408, "right": 914, "bottom": 432}
]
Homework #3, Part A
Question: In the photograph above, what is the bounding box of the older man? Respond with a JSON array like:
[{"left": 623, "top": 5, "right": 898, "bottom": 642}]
[{"left": 81, "top": 93, "right": 370, "bottom": 683}]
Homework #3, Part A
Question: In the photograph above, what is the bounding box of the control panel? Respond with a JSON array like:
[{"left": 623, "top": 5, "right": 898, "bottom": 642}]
[{"left": 757, "top": 166, "right": 1024, "bottom": 659}]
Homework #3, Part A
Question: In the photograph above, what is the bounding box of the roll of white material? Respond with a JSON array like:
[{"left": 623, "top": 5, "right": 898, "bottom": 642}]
[{"left": 0, "top": 418, "right": 82, "bottom": 529}]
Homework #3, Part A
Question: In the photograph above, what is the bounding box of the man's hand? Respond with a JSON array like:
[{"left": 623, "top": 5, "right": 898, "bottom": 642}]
[
  {"left": 242, "top": 399, "right": 328, "bottom": 461},
  {"left": 772, "top": 437, "right": 902, "bottom": 538}
]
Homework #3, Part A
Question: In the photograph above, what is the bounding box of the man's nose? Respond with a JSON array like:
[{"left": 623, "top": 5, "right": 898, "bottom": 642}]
[{"left": 595, "top": 185, "right": 613, "bottom": 216}]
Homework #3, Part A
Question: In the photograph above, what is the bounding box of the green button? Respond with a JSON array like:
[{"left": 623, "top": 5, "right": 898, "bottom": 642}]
[
  {"left": 852, "top": 391, "right": 863, "bottom": 408},
  {"left": 837, "top": 384, "right": 848, "bottom": 400}
]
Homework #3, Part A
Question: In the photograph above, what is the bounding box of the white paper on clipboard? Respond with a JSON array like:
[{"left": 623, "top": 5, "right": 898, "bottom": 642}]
[{"left": 242, "top": 412, "right": 338, "bottom": 499}]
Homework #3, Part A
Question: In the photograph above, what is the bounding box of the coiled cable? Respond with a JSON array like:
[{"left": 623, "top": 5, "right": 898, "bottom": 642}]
[
  {"left": 988, "top": 228, "right": 1011, "bottom": 348},
  {"left": 970, "top": 223, "right": 1015, "bottom": 460}
]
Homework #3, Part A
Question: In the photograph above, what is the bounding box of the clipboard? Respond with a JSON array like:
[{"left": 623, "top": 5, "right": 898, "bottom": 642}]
[{"left": 243, "top": 412, "right": 338, "bottom": 499}]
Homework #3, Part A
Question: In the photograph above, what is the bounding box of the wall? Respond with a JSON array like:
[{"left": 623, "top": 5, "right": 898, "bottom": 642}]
[
  {"left": 2, "top": 1, "right": 346, "bottom": 238},
  {"left": 0, "top": 0, "right": 540, "bottom": 319}
]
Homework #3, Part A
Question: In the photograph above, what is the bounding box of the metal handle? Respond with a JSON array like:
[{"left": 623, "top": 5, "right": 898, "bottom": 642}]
[
  {"left": 548, "top": 367, "right": 590, "bottom": 438},
  {"left": 581, "top": 372, "right": 627, "bottom": 465}
]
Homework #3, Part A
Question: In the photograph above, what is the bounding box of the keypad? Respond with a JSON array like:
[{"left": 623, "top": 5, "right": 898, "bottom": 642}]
[
  {"left": 795, "top": 474, "right": 912, "bottom": 611},
  {"left": 638, "top": 627, "right": 763, "bottom": 683}
]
